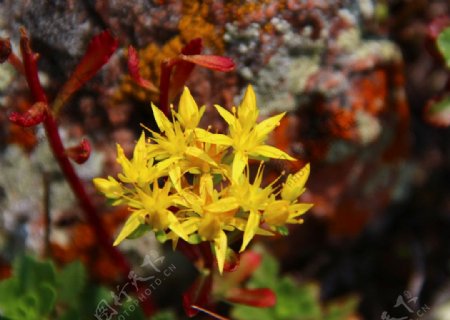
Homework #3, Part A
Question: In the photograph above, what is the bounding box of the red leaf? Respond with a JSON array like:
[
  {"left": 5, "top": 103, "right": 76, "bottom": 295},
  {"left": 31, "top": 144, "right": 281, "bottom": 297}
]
[
  {"left": 66, "top": 138, "right": 91, "bottom": 164},
  {"left": 222, "top": 248, "right": 240, "bottom": 273},
  {"left": 225, "top": 288, "right": 276, "bottom": 307},
  {"left": 181, "top": 38, "right": 204, "bottom": 56},
  {"left": 9, "top": 102, "right": 47, "bottom": 127},
  {"left": 168, "top": 38, "right": 203, "bottom": 100},
  {"left": 52, "top": 31, "right": 118, "bottom": 114},
  {"left": 127, "top": 45, "right": 159, "bottom": 92},
  {"left": 182, "top": 272, "right": 213, "bottom": 317},
  {"left": 179, "top": 54, "right": 235, "bottom": 72},
  {"left": 225, "top": 251, "right": 262, "bottom": 285}
]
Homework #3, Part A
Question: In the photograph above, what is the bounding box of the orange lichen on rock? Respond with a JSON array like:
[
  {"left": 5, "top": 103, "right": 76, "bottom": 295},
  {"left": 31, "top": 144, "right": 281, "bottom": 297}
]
[
  {"left": 180, "top": 0, "right": 224, "bottom": 53},
  {"left": 350, "top": 69, "right": 388, "bottom": 115},
  {"left": 116, "top": 0, "right": 225, "bottom": 104},
  {"left": 327, "top": 106, "right": 357, "bottom": 140},
  {"left": 224, "top": 0, "right": 285, "bottom": 26}
]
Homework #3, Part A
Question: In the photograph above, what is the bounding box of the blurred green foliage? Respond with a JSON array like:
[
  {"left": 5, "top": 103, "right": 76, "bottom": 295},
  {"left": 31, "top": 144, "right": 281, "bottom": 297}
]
[
  {"left": 438, "top": 26, "right": 450, "bottom": 68},
  {"left": 0, "top": 255, "right": 147, "bottom": 320},
  {"left": 231, "top": 249, "right": 358, "bottom": 320}
]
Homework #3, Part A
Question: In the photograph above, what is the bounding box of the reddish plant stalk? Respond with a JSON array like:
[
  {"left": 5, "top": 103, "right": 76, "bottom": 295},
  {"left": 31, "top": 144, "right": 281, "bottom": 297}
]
[
  {"left": 18, "top": 30, "right": 156, "bottom": 314},
  {"left": 19, "top": 30, "right": 130, "bottom": 275},
  {"left": 19, "top": 33, "right": 156, "bottom": 315},
  {"left": 158, "top": 59, "right": 175, "bottom": 116}
]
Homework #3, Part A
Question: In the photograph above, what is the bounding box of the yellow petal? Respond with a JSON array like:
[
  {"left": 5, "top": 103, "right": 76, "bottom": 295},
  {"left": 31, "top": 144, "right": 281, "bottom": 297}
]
[
  {"left": 240, "top": 209, "right": 260, "bottom": 252},
  {"left": 232, "top": 151, "right": 247, "bottom": 182},
  {"left": 250, "top": 145, "right": 296, "bottom": 161},
  {"left": 167, "top": 211, "right": 189, "bottom": 241},
  {"left": 264, "top": 200, "right": 290, "bottom": 226},
  {"left": 281, "top": 164, "right": 310, "bottom": 201},
  {"left": 238, "top": 85, "right": 258, "bottom": 125},
  {"left": 151, "top": 103, "right": 172, "bottom": 133},
  {"left": 113, "top": 211, "right": 142, "bottom": 246},
  {"left": 185, "top": 146, "right": 218, "bottom": 167},
  {"left": 116, "top": 144, "right": 129, "bottom": 169},
  {"left": 93, "top": 176, "right": 123, "bottom": 199},
  {"left": 168, "top": 165, "right": 182, "bottom": 192},
  {"left": 255, "top": 112, "right": 285, "bottom": 141},
  {"left": 194, "top": 128, "right": 233, "bottom": 146},
  {"left": 288, "top": 203, "right": 314, "bottom": 218},
  {"left": 205, "top": 197, "right": 239, "bottom": 213},
  {"left": 215, "top": 230, "right": 228, "bottom": 274},
  {"left": 214, "top": 104, "right": 237, "bottom": 127},
  {"left": 198, "top": 215, "right": 221, "bottom": 241},
  {"left": 178, "top": 87, "right": 200, "bottom": 129},
  {"left": 199, "top": 173, "right": 214, "bottom": 203},
  {"left": 180, "top": 218, "right": 200, "bottom": 235},
  {"left": 133, "top": 131, "right": 147, "bottom": 165}
]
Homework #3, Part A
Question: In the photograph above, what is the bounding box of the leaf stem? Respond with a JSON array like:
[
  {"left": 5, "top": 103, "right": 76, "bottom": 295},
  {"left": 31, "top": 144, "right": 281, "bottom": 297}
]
[{"left": 18, "top": 29, "right": 156, "bottom": 315}]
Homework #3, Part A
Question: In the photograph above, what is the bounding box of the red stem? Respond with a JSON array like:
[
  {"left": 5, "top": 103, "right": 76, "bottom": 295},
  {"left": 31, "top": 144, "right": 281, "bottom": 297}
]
[
  {"left": 158, "top": 59, "right": 174, "bottom": 116},
  {"left": 19, "top": 30, "right": 156, "bottom": 315},
  {"left": 19, "top": 28, "right": 130, "bottom": 274}
]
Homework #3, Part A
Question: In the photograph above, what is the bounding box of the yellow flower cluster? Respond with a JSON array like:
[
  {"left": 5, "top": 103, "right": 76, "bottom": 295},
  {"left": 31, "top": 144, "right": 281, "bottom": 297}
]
[{"left": 94, "top": 86, "right": 312, "bottom": 273}]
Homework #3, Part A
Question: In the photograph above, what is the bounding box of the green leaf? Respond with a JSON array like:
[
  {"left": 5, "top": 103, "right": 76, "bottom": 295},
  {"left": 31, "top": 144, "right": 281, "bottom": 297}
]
[
  {"left": 230, "top": 248, "right": 358, "bottom": 320},
  {"left": 155, "top": 230, "right": 168, "bottom": 243},
  {"left": 324, "top": 297, "right": 359, "bottom": 320},
  {"left": 0, "top": 256, "right": 58, "bottom": 319},
  {"left": 276, "top": 226, "right": 289, "bottom": 236},
  {"left": 212, "top": 173, "right": 223, "bottom": 185},
  {"left": 118, "top": 299, "right": 146, "bottom": 320},
  {"left": 58, "top": 309, "right": 80, "bottom": 320},
  {"left": 77, "top": 284, "right": 111, "bottom": 317},
  {"left": 56, "top": 260, "right": 86, "bottom": 305},
  {"left": 0, "top": 278, "right": 20, "bottom": 313},
  {"left": 14, "top": 255, "right": 56, "bottom": 293},
  {"left": 36, "top": 283, "right": 57, "bottom": 316},
  {"left": 437, "top": 26, "right": 450, "bottom": 68},
  {"left": 231, "top": 304, "right": 274, "bottom": 320},
  {"left": 127, "top": 224, "right": 151, "bottom": 240},
  {"left": 188, "top": 233, "right": 203, "bottom": 244},
  {"left": 151, "top": 310, "right": 178, "bottom": 320},
  {"left": 248, "top": 249, "right": 279, "bottom": 288}
]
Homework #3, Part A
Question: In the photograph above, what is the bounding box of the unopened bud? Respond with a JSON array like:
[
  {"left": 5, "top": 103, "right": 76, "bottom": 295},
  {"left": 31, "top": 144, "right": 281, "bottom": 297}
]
[
  {"left": 9, "top": 102, "right": 47, "bottom": 127},
  {"left": 66, "top": 138, "right": 91, "bottom": 164}
]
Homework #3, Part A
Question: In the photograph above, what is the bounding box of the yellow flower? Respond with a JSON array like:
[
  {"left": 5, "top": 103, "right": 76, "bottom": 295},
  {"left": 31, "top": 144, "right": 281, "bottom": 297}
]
[
  {"left": 113, "top": 180, "right": 189, "bottom": 246},
  {"left": 93, "top": 85, "right": 313, "bottom": 275},
  {"left": 147, "top": 94, "right": 219, "bottom": 190},
  {"left": 263, "top": 200, "right": 313, "bottom": 227},
  {"left": 196, "top": 85, "right": 296, "bottom": 181},
  {"left": 92, "top": 176, "right": 124, "bottom": 203},
  {"left": 178, "top": 173, "right": 240, "bottom": 273},
  {"left": 228, "top": 163, "right": 277, "bottom": 252},
  {"left": 175, "top": 87, "right": 206, "bottom": 130},
  {"left": 115, "top": 132, "right": 168, "bottom": 187},
  {"left": 281, "top": 163, "right": 310, "bottom": 202}
]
